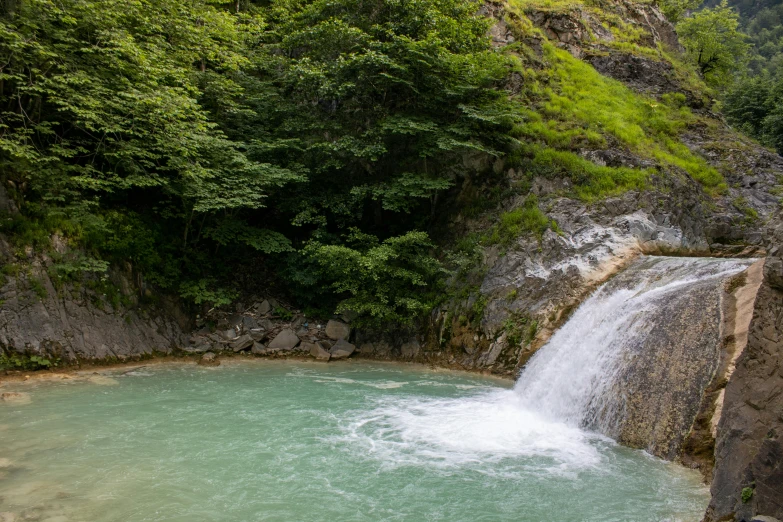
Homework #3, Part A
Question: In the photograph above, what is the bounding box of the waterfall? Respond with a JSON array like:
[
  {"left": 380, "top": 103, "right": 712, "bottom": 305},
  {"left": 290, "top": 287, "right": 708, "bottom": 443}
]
[{"left": 513, "top": 256, "right": 754, "bottom": 443}]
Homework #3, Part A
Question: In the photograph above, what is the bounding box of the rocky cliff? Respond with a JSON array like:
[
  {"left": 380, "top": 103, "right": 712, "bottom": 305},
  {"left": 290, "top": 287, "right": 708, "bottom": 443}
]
[{"left": 704, "top": 217, "right": 783, "bottom": 522}]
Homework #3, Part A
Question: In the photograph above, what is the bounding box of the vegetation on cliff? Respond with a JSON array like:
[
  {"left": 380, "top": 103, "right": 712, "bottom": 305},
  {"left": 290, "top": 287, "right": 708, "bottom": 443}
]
[{"left": 0, "top": 0, "right": 751, "bottom": 327}]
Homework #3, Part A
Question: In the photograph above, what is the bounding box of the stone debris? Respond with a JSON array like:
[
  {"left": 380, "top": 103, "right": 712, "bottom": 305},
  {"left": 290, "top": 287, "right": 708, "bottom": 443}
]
[
  {"left": 325, "top": 320, "right": 351, "bottom": 341},
  {"left": 329, "top": 339, "right": 356, "bottom": 360}
]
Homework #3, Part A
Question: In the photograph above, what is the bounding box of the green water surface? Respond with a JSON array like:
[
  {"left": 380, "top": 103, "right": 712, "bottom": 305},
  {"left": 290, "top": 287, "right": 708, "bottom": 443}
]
[{"left": 0, "top": 361, "right": 709, "bottom": 521}]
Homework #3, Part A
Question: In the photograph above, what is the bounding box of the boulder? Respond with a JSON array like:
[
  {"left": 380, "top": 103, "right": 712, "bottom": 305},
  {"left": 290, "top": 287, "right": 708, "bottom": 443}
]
[
  {"left": 307, "top": 341, "right": 331, "bottom": 361},
  {"left": 198, "top": 352, "right": 220, "bottom": 366},
  {"left": 248, "top": 329, "right": 267, "bottom": 342},
  {"left": 256, "top": 300, "right": 272, "bottom": 315},
  {"left": 325, "top": 320, "right": 351, "bottom": 340},
  {"left": 268, "top": 329, "right": 300, "bottom": 350},
  {"left": 222, "top": 328, "right": 238, "bottom": 341},
  {"left": 241, "top": 316, "right": 258, "bottom": 331},
  {"left": 230, "top": 334, "right": 254, "bottom": 352},
  {"left": 251, "top": 342, "right": 267, "bottom": 355},
  {"left": 329, "top": 339, "right": 356, "bottom": 360}
]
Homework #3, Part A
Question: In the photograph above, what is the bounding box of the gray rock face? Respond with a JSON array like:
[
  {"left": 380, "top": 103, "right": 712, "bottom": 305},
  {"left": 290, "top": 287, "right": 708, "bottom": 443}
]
[
  {"left": 400, "top": 339, "right": 420, "bottom": 358},
  {"left": 256, "top": 300, "right": 271, "bottom": 315},
  {"left": 183, "top": 342, "right": 211, "bottom": 354},
  {"left": 268, "top": 329, "right": 300, "bottom": 350},
  {"left": 325, "top": 320, "right": 351, "bottom": 340},
  {"left": 251, "top": 342, "right": 267, "bottom": 355},
  {"left": 329, "top": 339, "right": 356, "bottom": 360},
  {"left": 230, "top": 334, "right": 254, "bottom": 352},
  {"left": 0, "top": 256, "right": 187, "bottom": 362},
  {"left": 705, "top": 265, "right": 783, "bottom": 522}
]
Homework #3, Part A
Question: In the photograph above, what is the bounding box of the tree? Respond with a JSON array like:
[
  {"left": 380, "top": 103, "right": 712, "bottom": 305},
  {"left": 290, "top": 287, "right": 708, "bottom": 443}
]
[
  {"left": 678, "top": 0, "right": 751, "bottom": 87},
  {"left": 659, "top": 0, "right": 704, "bottom": 25}
]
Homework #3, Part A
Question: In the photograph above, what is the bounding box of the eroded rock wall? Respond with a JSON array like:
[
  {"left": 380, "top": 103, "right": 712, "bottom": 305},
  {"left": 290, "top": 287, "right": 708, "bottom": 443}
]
[
  {"left": 705, "top": 222, "right": 783, "bottom": 522},
  {"left": 0, "top": 240, "right": 188, "bottom": 364}
]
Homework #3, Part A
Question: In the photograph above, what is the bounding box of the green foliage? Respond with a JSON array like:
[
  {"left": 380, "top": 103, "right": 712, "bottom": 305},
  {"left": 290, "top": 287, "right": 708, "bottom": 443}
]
[
  {"left": 0, "top": 0, "right": 513, "bottom": 320},
  {"left": 0, "top": 352, "right": 57, "bottom": 370},
  {"left": 724, "top": 75, "right": 783, "bottom": 153},
  {"left": 528, "top": 148, "right": 651, "bottom": 200},
  {"left": 28, "top": 276, "right": 47, "bottom": 300},
  {"left": 741, "top": 486, "right": 754, "bottom": 503},
  {"left": 488, "top": 195, "right": 553, "bottom": 246},
  {"left": 659, "top": 0, "right": 705, "bottom": 24},
  {"left": 273, "top": 306, "right": 294, "bottom": 321},
  {"left": 678, "top": 1, "right": 751, "bottom": 87},
  {"left": 302, "top": 230, "right": 444, "bottom": 327},
  {"left": 179, "top": 279, "right": 238, "bottom": 308},
  {"left": 510, "top": 45, "right": 724, "bottom": 194}
]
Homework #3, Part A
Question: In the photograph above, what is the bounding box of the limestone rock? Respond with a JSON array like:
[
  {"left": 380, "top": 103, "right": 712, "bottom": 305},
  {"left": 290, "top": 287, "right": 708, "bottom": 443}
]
[
  {"left": 329, "top": 339, "right": 356, "bottom": 360},
  {"left": 307, "top": 341, "right": 331, "bottom": 361},
  {"left": 230, "top": 334, "right": 254, "bottom": 352},
  {"left": 705, "top": 277, "right": 783, "bottom": 522},
  {"left": 268, "top": 329, "right": 300, "bottom": 350},
  {"left": 198, "top": 352, "right": 220, "bottom": 367},
  {"left": 325, "top": 320, "right": 351, "bottom": 340}
]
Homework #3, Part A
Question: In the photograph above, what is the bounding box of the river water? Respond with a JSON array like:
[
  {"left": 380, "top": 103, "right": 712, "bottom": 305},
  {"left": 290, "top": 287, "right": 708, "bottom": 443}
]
[{"left": 1, "top": 360, "right": 708, "bottom": 521}]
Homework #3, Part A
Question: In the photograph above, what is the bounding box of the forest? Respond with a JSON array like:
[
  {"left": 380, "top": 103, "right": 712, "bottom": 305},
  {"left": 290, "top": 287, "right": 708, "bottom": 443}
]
[{"left": 0, "top": 0, "right": 777, "bottom": 328}]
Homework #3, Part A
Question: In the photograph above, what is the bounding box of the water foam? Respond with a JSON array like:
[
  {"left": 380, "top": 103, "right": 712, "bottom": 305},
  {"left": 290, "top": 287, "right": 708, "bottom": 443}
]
[{"left": 335, "top": 389, "right": 604, "bottom": 473}]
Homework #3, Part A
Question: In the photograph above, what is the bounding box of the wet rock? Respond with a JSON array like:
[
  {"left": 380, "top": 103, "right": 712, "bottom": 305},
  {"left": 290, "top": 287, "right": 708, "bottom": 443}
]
[
  {"left": 329, "top": 339, "right": 356, "bottom": 360},
  {"left": 268, "top": 329, "right": 300, "bottom": 350},
  {"left": 198, "top": 352, "right": 220, "bottom": 366},
  {"left": 325, "top": 320, "right": 351, "bottom": 340},
  {"left": 307, "top": 341, "right": 331, "bottom": 361},
  {"left": 230, "top": 334, "right": 254, "bottom": 352},
  {"left": 0, "top": 392, "right": 31, "bottom": 404}
]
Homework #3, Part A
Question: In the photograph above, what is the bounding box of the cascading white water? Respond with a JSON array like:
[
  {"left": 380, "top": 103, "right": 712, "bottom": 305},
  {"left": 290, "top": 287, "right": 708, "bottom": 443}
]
[{"left": 513, "top": 256, "right": 754, "bottom": 435}]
